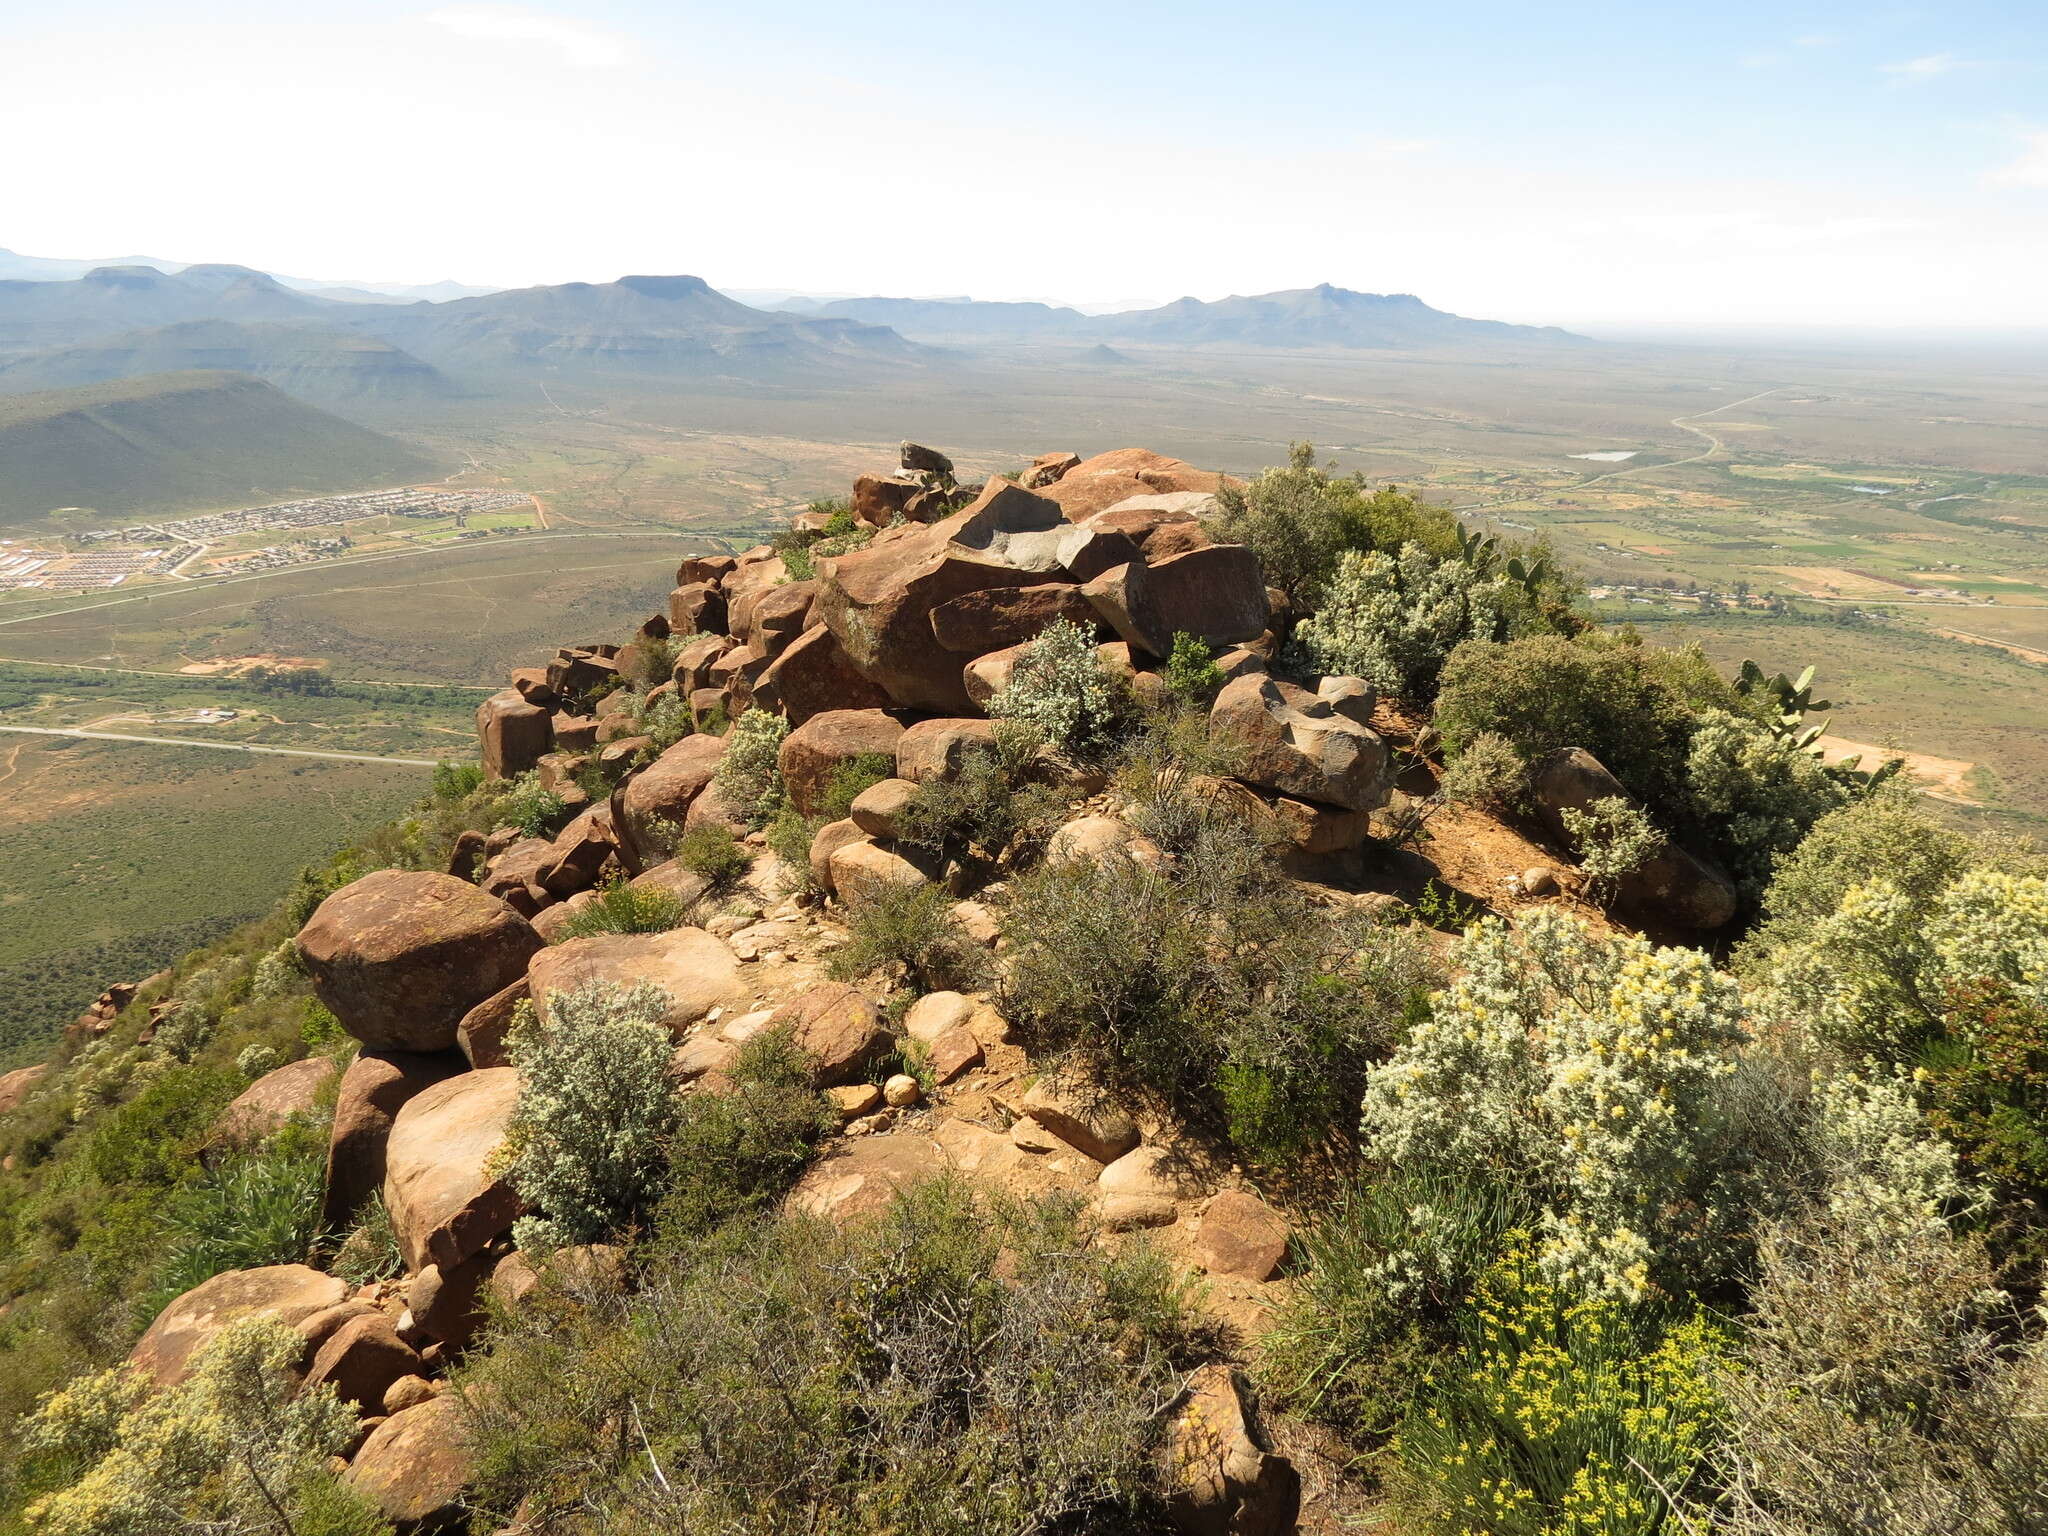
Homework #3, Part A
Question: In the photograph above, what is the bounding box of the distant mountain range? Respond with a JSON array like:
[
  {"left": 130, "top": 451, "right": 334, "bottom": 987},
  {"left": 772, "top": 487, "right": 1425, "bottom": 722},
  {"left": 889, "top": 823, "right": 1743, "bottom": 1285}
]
[
  {"left": 0, "top": 372, "right": 436, "bottom": 522},
  {"left": 0, "top": 247, "right": 496, "bottom": 304},
  {"left": 787, "top": 283, "right": 1588, "bottom": 349},
  {"left": 0, "top": 319, "right": 453, "bottom": 403}
]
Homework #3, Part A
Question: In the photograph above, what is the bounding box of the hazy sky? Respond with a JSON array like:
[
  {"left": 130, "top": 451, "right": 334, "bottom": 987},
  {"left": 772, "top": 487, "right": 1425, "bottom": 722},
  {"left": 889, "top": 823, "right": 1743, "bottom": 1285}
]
[{"left": 3, "top": 0, "right": 2044, "bottom": 327}]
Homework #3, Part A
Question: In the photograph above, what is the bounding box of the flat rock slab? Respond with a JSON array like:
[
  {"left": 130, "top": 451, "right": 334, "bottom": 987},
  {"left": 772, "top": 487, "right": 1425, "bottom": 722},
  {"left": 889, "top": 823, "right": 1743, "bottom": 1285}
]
[
  {"left": 130, "top": 1264, "right": 349, "bottom": 1388},
  {"left": 527, "top": 928, "right": 740, "bottom": 1035}
]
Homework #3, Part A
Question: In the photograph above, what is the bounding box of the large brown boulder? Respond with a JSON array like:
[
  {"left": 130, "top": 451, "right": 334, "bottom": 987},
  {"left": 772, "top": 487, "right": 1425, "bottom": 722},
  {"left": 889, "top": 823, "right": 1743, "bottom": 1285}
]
[
  {"left": 826, "top": 839, "right": 937, "bottom": 908},
  {"left": 304, "top": 1312, "right": 422, "bottom": 1412},
  {"left": 672, "top": 632, "right": 736, "bottom": 692},
  {"left": 1530, "top": 748, "right": 1738, "bottom": 930},
  {"left": 853, "top": 472, "right": 921, "bottom": 527},
  {"left": 129, "top": 1265, "right": 349, "bottom": 1388},
  {"left": 1036, "top": 449, "right": 1232, "bottom": 518},
  {"left": 808, "top": 818, "right": 867, "bottom": 899},
  {"left": 1193, "top": 1191, "right": 1290, "bottom": 1282},
  {"left": 343, "top": 1395, "right": 473, "bottom": 1531},
  {"left": 1022, "top": 450, "right": 1081, "bottom": 488},
  {"left": 778, "top": 709, "right": 906, "bottom": 817},
  {"left": 297, "top": 872, "right": 542, "bottom": 1052},
  {"left": 615, "top": 734, "right": 727, "bottom": 864},
  {"left": 749, "top": 579, "right": 817, "bottom": 658},
  {"left": 764, "top": 983, "right": 890, "bottom": 1086},
  {"left": 895, "top": 718, "right": 998, "bottom": 782},
  {"left": 1209, "top": 674, "right": 1395, "bottom": 813},
  {"left": 668, "top": 580, "right": 727, "bottom": 637},
  {"left": 676, "top": 552, "right": 736, "bottom": 588},
  {"left": 476, "top": 689, "right": 552, "bottom": 780},
  {"left": 1162, "top": 1365, "right": 1300, "bottom": 1536},
  {"left": 928, "top": 581, "right": 1103, "bottom": 654},
  {"left": 786, "top": 1134, "right": 946, "bottom": 1224},
  {"left": 384, "top": 1067, "right": 523, "bottom": 1272},
  {"left": 456, "top": 979, "right": 529, "bottom": 1069},
  {"left": 759, "top": 623, "right": 895, "bottom": 726},
  {"left": 1082, "top": 546, "right": 1268, "bottom": 659},
  {"left": 323, "top": 1049, "right": 468, "bottom": 1231},
  {"left": 0, "top": 1063, "right": 49, "bottom": 1118},
  {"left": 208, "top": 1057, "right": 338, "bottom": 1151},
  {"left": 527, "top": 929, "right": 740, "bottom": 1035}
]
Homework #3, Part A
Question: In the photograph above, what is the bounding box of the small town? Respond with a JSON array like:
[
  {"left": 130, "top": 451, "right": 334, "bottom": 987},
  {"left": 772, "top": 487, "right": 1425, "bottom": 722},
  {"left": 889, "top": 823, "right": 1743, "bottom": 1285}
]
[{"left": 82, "top": 486, "right": 532, "bottom": 546}]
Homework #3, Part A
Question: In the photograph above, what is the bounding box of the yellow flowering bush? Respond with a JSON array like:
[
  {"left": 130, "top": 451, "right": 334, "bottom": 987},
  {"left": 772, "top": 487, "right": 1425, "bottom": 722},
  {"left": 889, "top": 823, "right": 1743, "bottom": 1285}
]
[
  {"left": 1394, "top": 1241, "right": 1723, "bottom": 1536},
  {"left": 1361, "top": 912, "right": 1748, "bottom": 1300}
]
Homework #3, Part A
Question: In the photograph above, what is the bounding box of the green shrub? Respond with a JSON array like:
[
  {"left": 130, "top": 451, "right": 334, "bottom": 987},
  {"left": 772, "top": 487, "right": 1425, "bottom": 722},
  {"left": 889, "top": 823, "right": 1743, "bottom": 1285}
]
[
  {"left": 503, "top": 984, "right": 681, "bottom": 1251},
  {"left": 818, "top": 751, "right": 896, "bottom": 821},
  {"left": 142, "top": 1123, "right": 328, "bottom": 1319},
  {"left": 555, "top": 877, "right": 688, "bottom": 940},
  {"left": 331, "top": 1192, "right": 405, "bottom": 1287},
  {"left": 655, "top": 1028, "right": 834, "bottom": 1239},
  {"left": 1558, "top": 795, "right": 1665, "bottom": 907},
  {"left": 462, "top": 1181, "right": 1201, "bottom": 1535},
  {"left": 431, "top": 760, "right": 486, "bottom": 802},
  {"left": 1436, "top": 730, "right": 1525, "bottom": 812},
  {"left": 764, "top": 806, "right": 823, "bottom": 898},
  {"left": 988, "top": 619, "right": 1134, "bottom": 762},
  {"left": 893, "top": 734, "right": 1068, "bottom": 865},
  {"left": 20, "top": 1316, "right": 369, "bottom": 1536},
  {"left": 1681, "top": 706, "right": 1849, "bottom": 898},
  {"left": 491, "top": 771, "right": 566, "bottom": 837},
  {"left": 637, "top": 688, "right": 694, "bottom": 753},
  {"left": 1743, "top": 782, "right": 1973, "bottom": 950},
  {"left": 1392, "top": 1241, "right": 1725, "bottom": 1536},
  {"left": 1162, "top": 631, "right": 1226, "bottom": 710},
  {"left": 712, "top": 707, "right": 789, "bottom": 828},
  {"left": 621, "top": 636, "right": 678, "bottom": 689},
  {"left": 827, "top": 881, "right": 985, "bottom": 992},
  {"left": 675, "top": 824, "right": 750, "bottom": 893}
]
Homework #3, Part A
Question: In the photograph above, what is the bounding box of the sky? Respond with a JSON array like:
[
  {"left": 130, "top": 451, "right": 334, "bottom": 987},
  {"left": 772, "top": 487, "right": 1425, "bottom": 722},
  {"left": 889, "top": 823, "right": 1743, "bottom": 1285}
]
[{"left": 2, "top": 0, "right": 2044, "bottom": 328}]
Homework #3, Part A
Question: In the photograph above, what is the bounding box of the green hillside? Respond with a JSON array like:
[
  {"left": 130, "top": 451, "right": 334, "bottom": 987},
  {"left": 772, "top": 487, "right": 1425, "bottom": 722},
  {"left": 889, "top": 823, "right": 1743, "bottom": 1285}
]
[
  {"left": 0, "top": 320, "right": 453, "bottom": 404},
  {"left": 0, "top": 371, "right": 439, "bottom": 524}
]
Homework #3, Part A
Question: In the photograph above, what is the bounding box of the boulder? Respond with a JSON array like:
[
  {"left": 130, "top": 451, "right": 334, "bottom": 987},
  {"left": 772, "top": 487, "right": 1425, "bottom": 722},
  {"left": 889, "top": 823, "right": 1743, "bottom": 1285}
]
[
  {"left": 476, "top": 690, "right": 551, "bottom": 780},
  {"left": 535, "top": 807, "right": 615, "bottom": 897},
  {"left": 208, "top": 1057, "right": 337, "bottom": 1150},
  {"left": 406, "top": 1253, "right": 493, "bottom": 1349},
  {"left": 527, "top": 929, "right": 740, "bottom": 1035},
  {"left": 826, "top": 839, "right": 936, "bottom": 908},
  {"left": 749, "top": 579, "right": 817, "bottom": 659},
  {"left": 1529, "top": 748, "right": 1739, "bottom": 930},
  {"left": 1037, "top": 449, "right": 1231, "bottom": 518},
  {"left": 778, "top": 709, "right": 907, "bottom": 817},
  {"left": 848, "top": 777, "right": 920, "bottom": 839},
  {"left": 383, "top": 1376, "right": 436, "bottom": 1415},
  {"left": 785, "top": 1134, "right": 945, "bottom": 1224},
  {"left": 1021, "top": 1079, "right": 1140, "bottom": 1164},
  {"left": 1162, "top": 1365, "right": 1300, "bottom": 1536},
  {"left": 322, "top": 1049, "right": 469, "bottom": 1231},
  {"left": 927, "top": 1027, "right": 983, "bottom": 1083},
  {"left": 477, "top": 838, "right": 553, "bottom": 913},
  {"left": 676, "top": 553, "right": 736, "bottom": 588},
  {"left": 1209, "top": 673, "right": 1396, "bottom": 813},
  {"left": 723, "top": 559, "right": 790, "bottom": 647},
  {"left": 946, "top": 480, "right": 1140, "bottom": 579},
  {"left": 343, "top": 1396, "right": 473, "bottom": 1531},
  {"left": 297, "top": 871, "right": 542, "bottom": 1053},
  {"left": 1316, "top": 674, "right": 1376, "bottom": 726},
  {"left": 615, "top": 734, "right": 727, "bottom": 864},
  {"left": 808, "top": 818, "right": 867, "bottom": 899},
  {"left": 928, "top": 581, "right": 1102, "bottom": 654},
  {"left": 0, "top": 1063, "right": 49, "bottom": 1118},
  {"left": 811, "top": 513, "right": 1048, "bottom": 713},
  {"left": 901, "top": 440, "right": 954, "bottom": 477},
  {"left": 1081, "top": 546, "right": 1268, "bottom": 659},
  {"left": 1098, "top": 1144, "right": 1208, "bottom": 1202},
  {"left": 1193, "top": 1191, "right": 1289, "bottom": 1281},
  {"left": 383, "top": 1067, "right": 523, "bottom": 1272},
  {"left": 1266, "top": 794, "right": 1372, "bottom": 854},
  {"left": 759, "top": 622, "right": 895, "bottom": 726},
  {"left": 551, "top": 713, "right": 600, "bottom": 752},
  {"left": 305, "top": 1312, "right": 422, "bottom": 1412},
  {"left": 896, "top": 718, "right": 998, "bottom": 783},
  {"left": 668, "top": 580, "right": 727, "bottom": 637},
  {"left": 672, "top": 632, "right": 735, "bottom": 692},
  {"left": 508, "top": 666, "right": 558, "bottom": 709},
  {"left": 853, "top": 472, "right": 921, "bottom": 527},
  {"left": 130, "top": 1264, "right": 349, "bottom": 1388},
  {"left": 962, "top": 643, "right": 1023, "bottom": 710},
  {"left": 1046, "top": 814, "right": 1164, "bottom": 870},
  {"left": 1143, "top": 520, "right": 1217, "bottom": 559},
  {"left": 1086, "top": 491, "right": 1219, "bottom": 546},
  {"left": 902, "top": 990, "right": 975, "bottom": 1044},
  {"left": 546, "top": 648, "right": 620, "bottom": 702},
  {"left": 765, "top": 983, "right": 890, "bottom": 1086},
  {"left": 456, "top": 979, "right": 528, "bottom": 1070},
  {"left": 1022, "top": 450, "right": 1081, "bottom": 488}
]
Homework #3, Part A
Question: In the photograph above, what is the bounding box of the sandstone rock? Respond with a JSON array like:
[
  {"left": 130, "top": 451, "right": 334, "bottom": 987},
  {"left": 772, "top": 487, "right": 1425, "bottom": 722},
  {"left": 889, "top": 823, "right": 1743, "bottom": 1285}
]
[
  {"left": 758, "top": 623, "right": 894, "bottom": 725},
  {"left": 130, "top": 1265, "right": 349, "bottom": 1388},
  {"left": 947, "top": 480, "right": 1139, "bottom": 578},
  {"left": 927, "top": 1026, "right": 983, "bottom": 1084},
  {"left": 808, "top": 817, "right": 867, "bottom": 899},
  {"left": 550, "top": 713, "right": 599, "bottom": 752},
  {"left": 456, "top": 979, "right": 529, "bottom": 1069},
  {"left": 406, "top": 1252, "right": 493, "bottom": 1350},
  {"left": 928, "top": 581, "right": 1100, "bottom": 654},
  {"left": 1100, "top": 1194, "right": 1179, "bottom": 1231},
  {"left": 1531, "top": 748, "right": 1738, "bottom": 930},
  {"left": 1209, "top": 674, "right": 1395, "bottom": 813},
  {"left": 528, "top": 929, "right": 740, "bottom": 1035},
  {"left": 1038, "top": 449, "right": 1231, "bottom": 518},
  {"left": 779, "top": 709, "right": 906, "bottom": 817},
  {"left": 508, "top": 666, "right": 558, "bottom": 709},
  {"left": 1193, "top": 1191, "right": 1289, "bottom": 1281},
  {"left": 827, "top": 1083, "right": 883, "bottom": 1120},
  {"left": 853, "top": 472, "right": 921, "bottom": 527},
  {"left": 526, "top": 895, "right": 588, "bottom": 944},
  {"left": 1213, "top": 647, "right": 1268, "bottom": 683},
  {"left": 1098, "top": 1144, "right": 1207, "bottom": 1202},
  {"left": 1163, "top": 1365, "right": 1300, "bottom": 1536},
  {"left": 1046, "top": 814, "right": 1164, "bottom": 870},
  {"left": 323, "top": 1049, "right": 468, "bottom": 1231},
  {"left": 546, "top": 648, "right": 620, "bottom": 701},
  {"left": 951, "top": 898, "right": 1001, "bottom": 948},
  {"left": 477, "top": 838, "right": 554, "bottom": 914},
  {"left": 785, "top": 1134, "right": 944, "bottom": 1224},
  {"left": 672, "top": 1032, "right": 737, "bottom": 1082},
  {"left": 901, "top": 440, "right": 955, "bottom": 477},
  {"left": 1021, "top": 1080, "right": 1139, "bottom": 1163},
  {"left": 383, "top": 1067, "right": 523, "bottom": 1272},
  {"left": 2, "top": 1063, "right": 52, "bottom": 1118},
  {"left": 382, "top": 1375, "right": 436, "bottom": 1415},
  {"left": 848, "top": 776, "right": 920, "bottom": 839},
  {"left": 1521, "top": 865, "right": 1559, "bottom": 897},
  {"left": 1315, "top": 674, "right": 1377, "bottom": 726},
  {"left": 306, "top": 1312, "right": 422, "bottom": 1412},
  {"left": 1144, "top": 520, "right": 1217, "bottom": 559},
  {"left": 295, "top": 1300, "right": 378, "bottom": 1355},
  {"left": 895, "top": 717, "right": 998, "bottom": 782},
  {"left": 615, "top": 734, "right": 727, "bottom": 864},
  {"left": 1022, "top": 450, "right": 1081, "bottom": 488},
  {"left": 672, "top": 632, "right": 735, "bottom": 693},
  {"left": 962, "top": 644, "right": 1022, "bottom": 710},
  {"left": 682, "top": 777, "right": 750, "bottom": 838},
  {"left": 1082, "top": 546, "right": 1268, "bottom": 659},
  {"left": 676, "top": 553, "right": 736, "bottom": 588},
  {"left": 344, "top": 1396, "right": 473, "bottom": 1531},
  {"left": 766, "top": 983, "right": 889, "bottom": 1086},
  {"left": 297, "top": 871, "right": 541, "bottom": 1053},
  {"left": 902, "top": 990, "right": 974, "bottom": 1044},
  {"left": 827, "top": 838, "right": 936, "bottom": 907},
  {"left": 209, "top": 1057, "right": 337, "bottom": 1150},
  {"left": 812, "top": 517, "right": 1046, "bottom": 713},
  {"left": 723, "top": 559, "right": 791, "bottom": 649},
  {"left": 476, "top": 690, "right": 552, "bottom": 780},
  {"left": 749, "top": 580, "right": 817, "bottom": 658},
  {"left": 1267, "top": 794, "right": 1372, "bottom": 855},
  {"left": 883, "top": 1073, "right": 922, "bottom": 1108},
  {"left": 535, "top": 807, "right": 616, "bottom": 897},
  {"left": 668, "top": 580, "right": 727, "bottom": 636}
]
